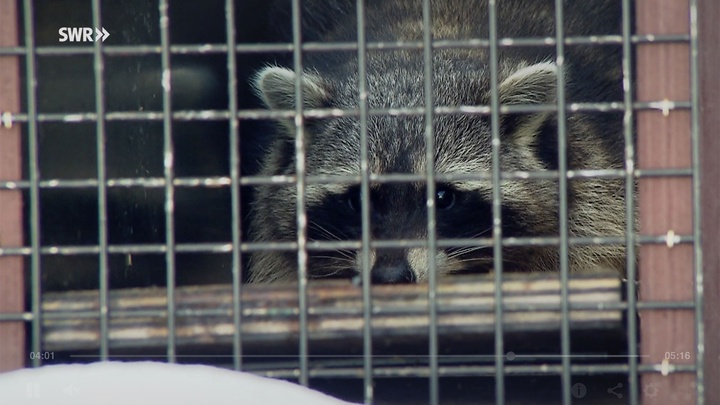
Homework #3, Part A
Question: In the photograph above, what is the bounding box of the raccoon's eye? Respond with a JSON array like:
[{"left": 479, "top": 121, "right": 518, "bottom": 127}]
[
  {"left": 345, "top": 187, "right": 363, "bottom": 212},
  {"left": 435, "top": 186, "right": 456, "bottom": 210}
]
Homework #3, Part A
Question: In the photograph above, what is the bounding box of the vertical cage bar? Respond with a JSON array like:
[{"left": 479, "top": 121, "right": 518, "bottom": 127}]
[
  {"left": 158, "top": 0, "right": 177, "bottom": 364},
  {"left": 290, "top": 0, "right": 310, "bottom": 387},
  {"left": 421, "top": 0, "right": 439, "bottom": 404},
  {"left": 486, "top": 1, "right": 505, "bottom": 404},
  {"left": 22, "top": 0, "right": 42, "bottom": 367},
  {"left": 688, "top": 1, "right": 705, "bottom": 403},
  {"left": 621, "top": 0, "right": 639, "bottom": 403},
  {"left": 552, "top": 2, "right": 571, "bottom": 404},
  {"left": 90, "top": 0, "right": 109, "bottom": 361},
  {"left": 636, "top": 0, "right": 696, "bottom": 403},
  {"left": 225, "top": 0, "right": 244, "bottom": 372},
  {"left": 697, "top": 0, "right": 719, "bottom": 402},
  {"left": 0, "top": 0, "right": 25, "bottom": 373},
  {"left": 355, "top": 0, "right": 374, "bottom": 403}
]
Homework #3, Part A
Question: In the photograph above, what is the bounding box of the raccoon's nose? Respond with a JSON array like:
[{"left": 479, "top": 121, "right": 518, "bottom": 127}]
[{"left": 371, "top": 258, "right": 416, "bottom": 284}]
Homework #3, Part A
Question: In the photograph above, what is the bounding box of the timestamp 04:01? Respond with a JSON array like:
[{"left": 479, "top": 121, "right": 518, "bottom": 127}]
[{"left": 29, "top": 352, "right": 55, "bottom": 360}]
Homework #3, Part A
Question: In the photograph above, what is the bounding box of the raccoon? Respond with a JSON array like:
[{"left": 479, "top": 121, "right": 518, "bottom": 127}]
[{"left": 248, "top": 0, "right": 634, "bottom": 283}]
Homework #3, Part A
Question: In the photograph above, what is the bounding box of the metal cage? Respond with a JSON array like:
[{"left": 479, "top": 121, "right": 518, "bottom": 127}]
[{"left": 0, "top": 0, "right": 717, "bottom": 404}]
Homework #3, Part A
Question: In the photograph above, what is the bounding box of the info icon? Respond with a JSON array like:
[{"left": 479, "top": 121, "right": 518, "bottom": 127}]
[{"left": 571, "top": 383, "right": 587, "bottom": 399}]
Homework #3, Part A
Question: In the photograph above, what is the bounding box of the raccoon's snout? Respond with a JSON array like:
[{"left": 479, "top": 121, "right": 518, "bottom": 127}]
[{"left": 371, "top": 253, "right": 417, "bottom": 284}]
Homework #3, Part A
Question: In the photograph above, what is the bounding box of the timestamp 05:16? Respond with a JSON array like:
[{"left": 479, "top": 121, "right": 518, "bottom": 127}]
[{"left": 664, "top": 351, "right": 692, "bottom": 361}]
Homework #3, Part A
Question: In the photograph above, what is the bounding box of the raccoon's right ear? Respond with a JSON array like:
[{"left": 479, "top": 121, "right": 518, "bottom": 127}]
[
  {"left": 252, "top": 66, "right": 331, "bottom": 111},
  {"left": 497, "top": 62, "right": 559, "bottom": 147}
]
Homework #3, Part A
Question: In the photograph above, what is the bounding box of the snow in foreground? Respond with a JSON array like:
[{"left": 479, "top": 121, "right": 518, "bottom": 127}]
[{"left": 0, "top": 361, "right": 362, "bottom": 405}]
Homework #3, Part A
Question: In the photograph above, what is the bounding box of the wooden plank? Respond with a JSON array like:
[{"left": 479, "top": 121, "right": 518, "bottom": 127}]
[
  {"left": 698, "top": 0, "right": 720, "bottom": 403},
  {"left": 0, "top": 0, "right": 26, "bottom": 373},
  {"left": 39, "top": 274, "right": 623, "bottom": 354},
  {"left": 635, "top": 0, "right": 697, "bottom": 403}
]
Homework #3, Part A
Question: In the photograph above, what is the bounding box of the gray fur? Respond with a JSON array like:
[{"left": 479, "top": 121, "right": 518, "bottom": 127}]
[{"left": 248, "top": 0, "right": 635, "bottom": 283}]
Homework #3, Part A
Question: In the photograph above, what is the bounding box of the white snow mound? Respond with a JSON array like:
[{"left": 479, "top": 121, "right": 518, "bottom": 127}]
[{"left": 0, "top": 361, "right": 362, "bottom": 405}]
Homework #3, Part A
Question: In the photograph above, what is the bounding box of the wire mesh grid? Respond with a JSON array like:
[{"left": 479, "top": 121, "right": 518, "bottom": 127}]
[{"left": 0, "top": 0, "right": 708, "bottom": 404}]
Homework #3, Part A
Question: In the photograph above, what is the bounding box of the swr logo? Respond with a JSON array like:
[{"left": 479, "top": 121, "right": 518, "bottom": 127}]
[{"left": 58, "top": 27, "right": 110, "bottom": 43}]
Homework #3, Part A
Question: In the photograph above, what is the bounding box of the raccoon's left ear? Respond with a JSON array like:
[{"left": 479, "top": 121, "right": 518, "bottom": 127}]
[
  {"left": 497, "top": 62, "right": 559, "bottom": 146},
  {"left": 253, "top": 66, "right": 331, "bottom": 111}
]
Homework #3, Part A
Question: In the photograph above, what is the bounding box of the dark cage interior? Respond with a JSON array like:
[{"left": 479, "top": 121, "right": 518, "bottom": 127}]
[{"left": 0, "top": 0, "right": 717, "bottom": 405}]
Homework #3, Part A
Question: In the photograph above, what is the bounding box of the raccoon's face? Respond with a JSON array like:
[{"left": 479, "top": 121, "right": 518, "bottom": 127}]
[{"left": 251, "top": 56, "right": 566, "bottom": 283}]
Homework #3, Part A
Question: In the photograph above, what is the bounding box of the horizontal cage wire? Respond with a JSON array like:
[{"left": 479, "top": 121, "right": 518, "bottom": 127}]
[{"left": 0, "top": 0, "right": 714, "bottom": 405}]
